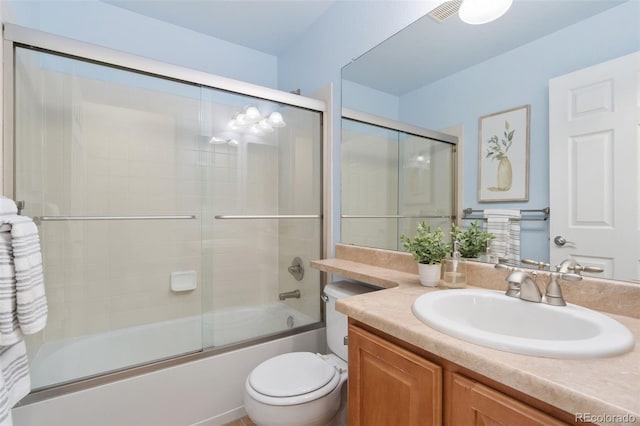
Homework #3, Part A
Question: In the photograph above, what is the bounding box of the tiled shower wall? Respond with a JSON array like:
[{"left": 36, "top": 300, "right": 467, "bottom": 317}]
[
  {"left": 16, "top": 49, "right": 322, "bottom": 349},
  {"left": 18, "top": 65, "right": 204, "bottom": 341}
]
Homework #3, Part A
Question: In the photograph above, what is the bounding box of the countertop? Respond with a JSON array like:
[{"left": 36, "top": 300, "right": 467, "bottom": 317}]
[{"left": 311, "top": 257, "right": 640, "bottom": 426}]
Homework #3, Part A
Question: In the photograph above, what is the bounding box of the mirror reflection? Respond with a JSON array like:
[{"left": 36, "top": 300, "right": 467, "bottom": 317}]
[
  {"left": 341, "top": 112, "right": 456, "bottom": 250},
  {"left": 341, "top": 0, "right": 640, "bottom": 282}
]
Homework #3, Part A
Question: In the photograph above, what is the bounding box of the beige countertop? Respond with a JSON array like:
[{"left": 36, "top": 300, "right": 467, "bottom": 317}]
[{"left": 311, "top": 255, "right": 640, "bottom": 426}]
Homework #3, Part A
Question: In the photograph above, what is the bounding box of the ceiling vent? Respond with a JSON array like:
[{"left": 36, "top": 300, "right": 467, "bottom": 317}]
[{"left": 428, "top": 0, "right": 463, "bottom": 23}]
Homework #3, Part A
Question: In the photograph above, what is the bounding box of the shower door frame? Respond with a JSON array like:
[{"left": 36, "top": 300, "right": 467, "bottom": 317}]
[
  {"left": 2, "top": 23, "right": 332, "bottom": 404},
  {"left": 340, "top": 107, "right": 460, "bottom": 247}
]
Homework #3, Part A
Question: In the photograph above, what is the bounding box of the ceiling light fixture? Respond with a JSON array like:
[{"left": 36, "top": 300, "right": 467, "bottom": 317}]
[
  {"left": 228, "top": 106, "right": 286, "bottom": 134},
  {"left": 458, "top": 0, "right": 512, "bottom": 25}
]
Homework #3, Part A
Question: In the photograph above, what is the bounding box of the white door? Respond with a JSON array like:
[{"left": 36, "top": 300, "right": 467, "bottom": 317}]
[{"left": 549, "top": 51, "right": 640, "bottom": 281}]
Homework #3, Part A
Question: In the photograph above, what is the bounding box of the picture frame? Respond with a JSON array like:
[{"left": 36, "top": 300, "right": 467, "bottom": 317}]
[{"left": 478, "top": 104, "right": 530, "bottom": 202}]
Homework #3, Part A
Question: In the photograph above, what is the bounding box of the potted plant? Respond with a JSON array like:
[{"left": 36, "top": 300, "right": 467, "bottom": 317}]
[
  {"left": 450, "top": 221, "right": 494, "bottom": 259},
  {"left": 400, "top": 222, "right": 451, "bottom": 286}
]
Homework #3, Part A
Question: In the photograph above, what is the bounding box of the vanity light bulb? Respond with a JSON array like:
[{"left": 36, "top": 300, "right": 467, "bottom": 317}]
[
  {"left": 268, "top": 112, "right": 285, "bottom": 127},
  {"left": 227, "top": 139, "right": 239, "bottom": 147},
  {"left": 258, "top": 119, "right": 274, "bottom": 132},
  {"left": 459, "top": 0, "right": 513, "bottom": 25},
  {"left": 235, "top": 113, "right": 247, "bottom": 126},
  {"left": 250, "top": 125, "right": 263, "bottom": 135},
  {"left": 244, "top": 106, "right": 261, "bottom": 122}
]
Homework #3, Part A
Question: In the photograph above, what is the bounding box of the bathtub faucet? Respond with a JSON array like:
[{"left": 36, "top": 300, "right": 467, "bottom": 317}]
[{"left": 279, "top": 290, "right": 301, "bottom": 301}]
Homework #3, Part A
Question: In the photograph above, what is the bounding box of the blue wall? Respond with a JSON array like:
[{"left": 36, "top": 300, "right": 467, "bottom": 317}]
[
  {"left": 1, "top": 0, "right": 436, "bottom": 256},
  {"left": 3, "top": 0, "right": 279, "bottom": 88},
  {"left": 399, "top": 1, "right": 640, "bottom": 263},
  {"left": 342, "top": 80, "right": 400, "bottom": 120},
  {"left": 277, "top": 1, "right": 433, "bottom": 249}
]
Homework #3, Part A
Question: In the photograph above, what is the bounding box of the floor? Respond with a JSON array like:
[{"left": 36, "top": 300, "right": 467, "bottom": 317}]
[{"left": 223, "top": 416, "right": 256, "bottom": 426}]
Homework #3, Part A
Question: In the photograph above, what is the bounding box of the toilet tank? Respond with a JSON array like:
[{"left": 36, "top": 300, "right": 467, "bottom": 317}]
[{"left": 324, "top": 281, "right": 377, "bottom": 361}]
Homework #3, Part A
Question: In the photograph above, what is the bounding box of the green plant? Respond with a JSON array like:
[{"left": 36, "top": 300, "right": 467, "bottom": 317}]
[
  {"left": 400, "top": 222, "right": 451, "bottom": 265},
  {"left": 486, "top": 120, "right": 515, "bottom": 161},
  {"left": 451, "top": 221, "right": 494, "bottom": 258}
]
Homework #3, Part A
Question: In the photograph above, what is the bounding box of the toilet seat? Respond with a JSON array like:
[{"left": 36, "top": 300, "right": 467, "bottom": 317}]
[{"left": 246, "top": 352, "right": 342, "bottom": 406}]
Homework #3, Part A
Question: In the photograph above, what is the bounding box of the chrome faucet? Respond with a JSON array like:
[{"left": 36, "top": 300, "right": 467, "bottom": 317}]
[
  {"left": 504, "top": 269, "right": 542, "bottom": 303},
  {"left": 279, "top": 289, "right": 301, "bottom": 300},
  {"left": 496, "top": 258, "right": 597, "bottom": 306}
]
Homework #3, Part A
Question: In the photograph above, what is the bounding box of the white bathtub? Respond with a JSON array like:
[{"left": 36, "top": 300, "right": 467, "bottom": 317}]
[
  {"left": 15, "top": 327, "right": 326, "bottom": 426},
  {"left": 30, "top": 303, "right": 317, "bottom": 390}
]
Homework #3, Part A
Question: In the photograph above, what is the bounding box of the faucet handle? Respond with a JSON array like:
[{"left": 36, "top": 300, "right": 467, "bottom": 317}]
[
  {"left": 494, "top": 263, "right": 513, "bottom": 272},
  {"left": 555, "top": 259, "right": 604, "bottom": 275},
  {"left": 521, "top": 259, "right": 550, "bottom": 270},
  {"left": 559, "top": 272, "right": 582, "bottom": 281},
  {"left": 572, "top": 265, "right": 604, "bottom": 275}
]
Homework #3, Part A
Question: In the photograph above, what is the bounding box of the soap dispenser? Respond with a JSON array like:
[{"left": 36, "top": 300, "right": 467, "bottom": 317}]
[{"left": 443, "top": 241, "right": 467, "bottom": 289}]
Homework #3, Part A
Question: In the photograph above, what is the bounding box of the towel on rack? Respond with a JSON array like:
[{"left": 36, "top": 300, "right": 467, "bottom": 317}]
[
  {"left": 0, "top": 203, "right": 46, "bottom": 425},
  {"left": 0, "top": 214, "right": 47, "bottom": 344},
  {"left": 0, "top": 340, "right": 30, "bottom": 426},
  {"left": 0, "top": 199, "right": 16, "bottom": 217},
  {"left": 484, "top": 209, "right": 521, "bottom": 265}
]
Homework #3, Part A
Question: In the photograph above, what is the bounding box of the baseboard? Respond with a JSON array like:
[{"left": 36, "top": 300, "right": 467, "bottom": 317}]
[{"left": 190, "top": 406, "right": 247, "bottom": 426}]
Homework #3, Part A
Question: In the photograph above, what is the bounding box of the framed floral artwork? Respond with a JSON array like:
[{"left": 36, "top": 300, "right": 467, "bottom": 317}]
[{"left": 478, "top": 104, "right": 530, "bottom": 202}]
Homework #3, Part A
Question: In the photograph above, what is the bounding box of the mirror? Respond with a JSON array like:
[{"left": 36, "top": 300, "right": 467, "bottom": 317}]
[
  {"left": 341, "top": 0, "right": 639, "bottom": 282},
  {"left": 341, "top": 111, "right": 456, "bottom": 251}
]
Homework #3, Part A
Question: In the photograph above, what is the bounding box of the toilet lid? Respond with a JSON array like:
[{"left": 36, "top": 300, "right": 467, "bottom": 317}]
[{"left": 249, "top": 352, "right": 337, "bottom": 397}]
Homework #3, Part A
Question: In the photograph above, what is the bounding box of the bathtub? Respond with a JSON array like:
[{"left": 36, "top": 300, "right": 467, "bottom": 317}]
[
  {"left": 16, "top": 326, "right": 326, "bottom": 426},
  {"left": 30, "top": 302, "right": 317, "bottom": 390}
]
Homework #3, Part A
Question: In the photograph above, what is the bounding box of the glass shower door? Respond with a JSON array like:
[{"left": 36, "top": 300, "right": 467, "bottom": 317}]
[
  {"left": 398, "top": 131, "right": 455, "bottom": 241},
  {"left": 200, "top": 88, "right": 323, "bottom": 348},
  {"left": 14, "top": 46, "right": 205, "bottom": 389},
  {"left": 341, "top": 117, "right": 456, "bottom": 251},
  {"left": 341, "top": 118, "right": 399, "bottom": 248}
]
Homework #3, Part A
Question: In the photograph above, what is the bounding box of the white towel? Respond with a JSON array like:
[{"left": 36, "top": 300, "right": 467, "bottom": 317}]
[
  {"left": 0, "top": 199, "right": 16, "bottom": 217},
  {"left": 0, "top": 340, "right": 30, "bottom": 426},
  {"left": 0, "top": 215, "right": 47, "bottom": 344},
  {"left": 484, "top": 209, "right": 521, "bottom": 265},
  {"left": 0, "top": 207, "right": 46, "bottom": 425}
]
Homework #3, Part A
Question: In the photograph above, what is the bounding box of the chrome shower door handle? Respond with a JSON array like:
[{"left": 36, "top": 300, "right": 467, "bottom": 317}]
[{"left": 553, "top": 235, "right": 574, "bottom": 247}]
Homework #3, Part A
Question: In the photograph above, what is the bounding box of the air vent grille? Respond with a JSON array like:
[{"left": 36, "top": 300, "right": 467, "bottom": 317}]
[{"left": 428, "top": 0, "right": 462, "bottom": 23}]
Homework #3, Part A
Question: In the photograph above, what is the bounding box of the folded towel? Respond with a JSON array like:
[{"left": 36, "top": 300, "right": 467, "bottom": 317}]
[
  {"left": 0, "top": 200, "right": 16, "bottom": 217},
  {"left": 0, "top": 214, "right": 47, "bottom": 345},
  {"left": 484, "top": 209, "right": 521, "bottom": 265},
  {"left": 0, "top": 340, "right": 30, "bottom": 426}
]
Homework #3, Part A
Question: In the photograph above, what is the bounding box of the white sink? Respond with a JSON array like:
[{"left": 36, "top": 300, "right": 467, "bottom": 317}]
[{"left": 412, "top": 289, "right": 635, "bottom": 359}]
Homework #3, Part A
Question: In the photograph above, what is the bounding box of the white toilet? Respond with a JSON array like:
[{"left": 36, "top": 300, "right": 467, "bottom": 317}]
[{"left": 244, "top": 281, "right": 376, "bottom": 426}]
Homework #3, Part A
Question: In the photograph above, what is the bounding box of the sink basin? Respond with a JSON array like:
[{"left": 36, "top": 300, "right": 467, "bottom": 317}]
[{"left": 412, "top": 289, "right": 635, "bottom": 359}]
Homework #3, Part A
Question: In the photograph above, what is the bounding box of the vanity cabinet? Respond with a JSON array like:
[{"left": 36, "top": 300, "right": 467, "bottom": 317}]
[
  {"left": 348, "top": 323, "right": 442, "bottom": 425},
  {"left": 450, "top": 374, "right": 567, "bottom": 426},
  {"left": 348, "top": 321, "right": 583, "bottom": 426}
]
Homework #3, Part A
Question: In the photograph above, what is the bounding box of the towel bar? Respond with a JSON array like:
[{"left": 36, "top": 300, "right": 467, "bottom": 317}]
[
  {"left": 214, "top": 215, "right": 321, "bottom": 219},
  {"left": 35, "top": 215, "right": 196, "bottom": 222},
  {"left": 341, "top": 214, "right": 455, "bottom": 219},
  {"left": 462, "top": 207, "right": 549, "bottom": 221}
]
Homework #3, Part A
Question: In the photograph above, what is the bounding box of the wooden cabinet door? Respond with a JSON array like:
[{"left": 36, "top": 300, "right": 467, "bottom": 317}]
[
  {"left": 348, "top": 324, "right": 442, "bottom": 426},
  {"left": 449, "top": 373, "right": 569, "bottom": 426}
]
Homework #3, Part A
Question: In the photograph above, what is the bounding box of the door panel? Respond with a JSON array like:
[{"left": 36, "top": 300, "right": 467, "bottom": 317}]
[{"left": 549, "top": 52, "right": 640, "bottom": 281}]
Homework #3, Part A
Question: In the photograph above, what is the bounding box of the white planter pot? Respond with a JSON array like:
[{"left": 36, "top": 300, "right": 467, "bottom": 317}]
[{"left": 418, "top": 263, "right": 442, "bottom": 287}]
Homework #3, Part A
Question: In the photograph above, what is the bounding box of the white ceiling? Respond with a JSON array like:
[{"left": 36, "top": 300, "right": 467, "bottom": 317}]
[{"left": 102, "top": 0, "right": 337, "bottom": 55}]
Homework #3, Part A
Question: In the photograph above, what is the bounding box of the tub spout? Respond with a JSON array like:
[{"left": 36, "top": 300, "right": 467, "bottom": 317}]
[{"left": 279, "top": 289, "right": 301, "bottom": 301}]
